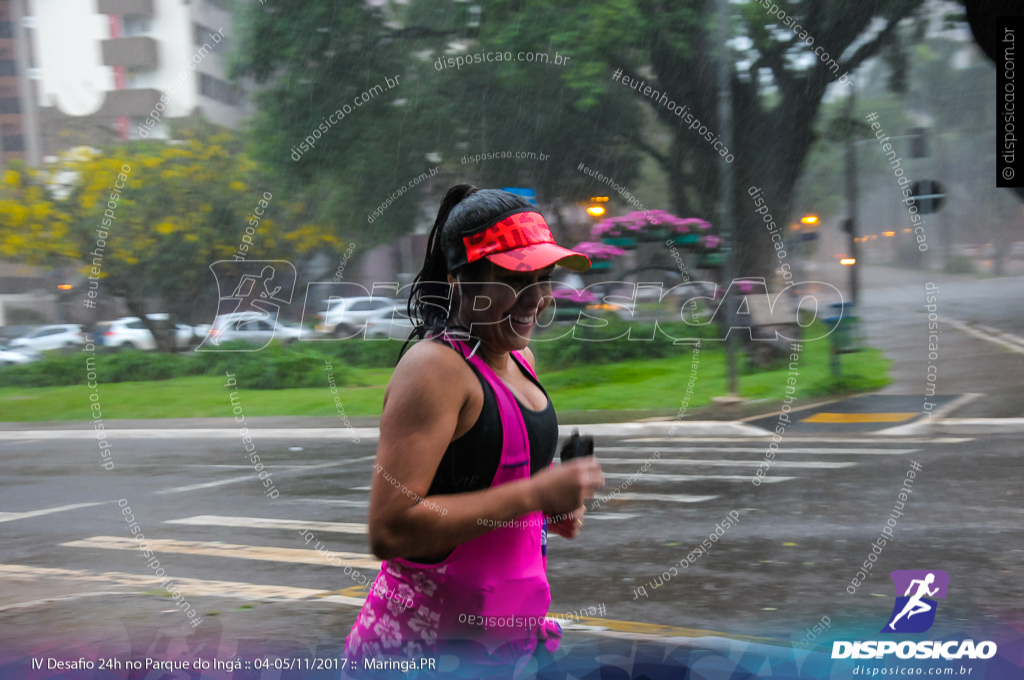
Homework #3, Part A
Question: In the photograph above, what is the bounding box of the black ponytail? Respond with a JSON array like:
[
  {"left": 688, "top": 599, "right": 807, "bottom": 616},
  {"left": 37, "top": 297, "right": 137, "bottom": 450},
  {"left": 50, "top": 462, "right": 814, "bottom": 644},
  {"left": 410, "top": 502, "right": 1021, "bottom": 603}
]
[{"left": 401, "top": 184, "right": 479, "bottom": 358}]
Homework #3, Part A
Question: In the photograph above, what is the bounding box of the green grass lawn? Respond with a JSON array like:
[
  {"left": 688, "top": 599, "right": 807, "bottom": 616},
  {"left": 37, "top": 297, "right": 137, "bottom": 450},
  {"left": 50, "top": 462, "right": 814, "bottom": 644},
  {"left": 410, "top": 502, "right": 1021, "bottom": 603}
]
[{"left": 0, "top": 338, "right": 889, "bottom": 422}]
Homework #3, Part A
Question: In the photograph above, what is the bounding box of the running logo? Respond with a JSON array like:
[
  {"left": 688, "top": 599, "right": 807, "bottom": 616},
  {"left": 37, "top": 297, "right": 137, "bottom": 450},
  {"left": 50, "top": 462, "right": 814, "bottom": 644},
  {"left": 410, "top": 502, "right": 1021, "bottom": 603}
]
[{"left": 881, "top": 569, "right": 949, "bottom": 633}]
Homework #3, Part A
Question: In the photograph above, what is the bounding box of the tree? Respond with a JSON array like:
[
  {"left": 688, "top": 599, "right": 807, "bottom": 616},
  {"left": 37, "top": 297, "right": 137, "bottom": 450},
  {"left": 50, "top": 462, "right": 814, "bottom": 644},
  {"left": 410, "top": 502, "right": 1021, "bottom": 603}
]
[
  {"left": 0, "top": 162, "right": 75, "bottom": 262},
  {"left": 232, "top": 1, "right": 926, "bottom": 278},
  {"left": 2, "top": 132, "right": 339, "bottom": 350},
  {"left": 229, "top": 0, "right": 646, "bottom": 244},
  {"left": 601, "top": 0, "right": 926, "bottom": 276}
]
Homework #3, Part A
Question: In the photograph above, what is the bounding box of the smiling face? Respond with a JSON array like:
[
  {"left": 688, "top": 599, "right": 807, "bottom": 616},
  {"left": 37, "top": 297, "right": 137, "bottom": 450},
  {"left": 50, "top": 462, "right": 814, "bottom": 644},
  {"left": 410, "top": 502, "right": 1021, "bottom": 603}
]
[{"left": 447, "top": 260, "right": 555, "bottom": 353}]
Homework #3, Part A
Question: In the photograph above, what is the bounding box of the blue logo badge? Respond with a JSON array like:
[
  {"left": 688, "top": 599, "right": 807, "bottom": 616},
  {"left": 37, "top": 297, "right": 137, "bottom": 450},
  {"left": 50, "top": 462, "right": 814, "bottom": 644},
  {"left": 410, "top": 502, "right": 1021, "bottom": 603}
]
[{"left": 881, "top": 570, "right": 949, "bottom": 633}]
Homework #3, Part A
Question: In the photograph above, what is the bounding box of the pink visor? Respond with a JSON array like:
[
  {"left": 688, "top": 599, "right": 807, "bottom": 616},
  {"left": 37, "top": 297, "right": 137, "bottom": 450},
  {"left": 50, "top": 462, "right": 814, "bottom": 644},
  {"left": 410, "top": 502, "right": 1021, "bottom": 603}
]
[{"left": 462, "top": 211, "right": 591, "bottom": 272}]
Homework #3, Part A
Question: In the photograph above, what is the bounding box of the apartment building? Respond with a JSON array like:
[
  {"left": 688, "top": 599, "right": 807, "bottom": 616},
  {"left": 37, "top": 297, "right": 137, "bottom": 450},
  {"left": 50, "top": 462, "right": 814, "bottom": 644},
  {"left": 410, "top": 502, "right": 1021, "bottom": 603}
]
[
  {"left": 0, "top": 0, "right": 39, "bottom": 166},
  {"left": 7, "top": 0, "right": 251, "bottom": 165}
]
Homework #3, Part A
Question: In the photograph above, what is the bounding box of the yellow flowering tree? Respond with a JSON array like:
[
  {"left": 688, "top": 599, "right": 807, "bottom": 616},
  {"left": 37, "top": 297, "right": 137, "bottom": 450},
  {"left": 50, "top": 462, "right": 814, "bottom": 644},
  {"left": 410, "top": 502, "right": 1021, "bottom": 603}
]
[
  {"left": 3, "top": 132, "right": 340, "bottom": 350},
  {"left": 0, "top": 162, "right": 76, "bottom": 262}
]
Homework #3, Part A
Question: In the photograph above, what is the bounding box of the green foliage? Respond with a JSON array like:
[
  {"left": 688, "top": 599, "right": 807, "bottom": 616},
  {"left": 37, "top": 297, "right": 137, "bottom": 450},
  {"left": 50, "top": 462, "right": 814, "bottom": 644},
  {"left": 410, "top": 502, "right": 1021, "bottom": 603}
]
[
  {"left": 320, "top": 340, "right": 404, "bottom": 369},
  {"left": 96, "top": 349, "right": 184, "bottom": 383},
  {"left": 0, "top": 351, "right": 86, "bottom": 387},
  {"left": 807, "top": 359, "right": 891, "bottom": 395},
  {"left": 230, "top": 0, "right": 646, "bottom": 241},
  {"left": 230, "top": 343, "right": 345, "bottom": 390},
  {"left": 0, "top": 336, "right": 892, "bottom": 422},
  {"left": 0, "top": 341, "right": 353, "bottom": 390}
]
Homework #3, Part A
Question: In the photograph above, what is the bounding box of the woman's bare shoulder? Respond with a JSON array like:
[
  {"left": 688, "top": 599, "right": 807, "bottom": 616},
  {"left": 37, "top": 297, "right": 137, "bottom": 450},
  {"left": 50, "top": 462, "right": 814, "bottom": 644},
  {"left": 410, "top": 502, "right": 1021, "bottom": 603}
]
[
  {"left": 381, "top": 338, "right": 474, "bottom": 432},
  {"left": 397, "top": 338, "right": 466, "bottom": 370},
  {"left": 388, "top": 339, "right": 472, "bottom": 394}
]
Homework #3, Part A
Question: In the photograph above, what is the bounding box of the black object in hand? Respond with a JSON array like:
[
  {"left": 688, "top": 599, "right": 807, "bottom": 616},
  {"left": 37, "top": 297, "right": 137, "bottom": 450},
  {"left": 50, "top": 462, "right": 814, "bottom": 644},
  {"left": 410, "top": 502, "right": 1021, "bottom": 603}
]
[{"left": 559, "top": 429, "right": 594, "bottom": 462}]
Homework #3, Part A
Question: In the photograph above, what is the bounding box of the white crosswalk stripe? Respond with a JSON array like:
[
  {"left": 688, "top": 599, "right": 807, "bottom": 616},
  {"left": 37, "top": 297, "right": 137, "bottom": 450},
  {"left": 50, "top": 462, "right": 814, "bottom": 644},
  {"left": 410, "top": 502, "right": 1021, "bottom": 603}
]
[
  {"left": 61, "top": 536, "right": 380, "bottom": 569},
  {"left": 284, "top": 498, "right": 369, "bottom": 507},
  {"left": 593, "top": 493, "right": 718, "bottom": 504},
  {"left": 621, "top": 437, "right": 971, "bottom": 444},
  {"left": 0, "top": 564, "right": 367, "bottom": 606},
  {"left": 0, "top": 502, "right": 109, "bottom": 523},
  {"left": 603, "top": 472, "right": 795, "bottom": 484},
  {"left": 599, "top": 458, "right": 856, "bottom": 469},
  {"left": 164, "top": 515, "right": 367, "bottom": 533},
  {"left": 600, "top": 446, "right": 918, "bottom": 455},
  {"left": 156, "top": 458, "right": 375, "bottom": 495}
]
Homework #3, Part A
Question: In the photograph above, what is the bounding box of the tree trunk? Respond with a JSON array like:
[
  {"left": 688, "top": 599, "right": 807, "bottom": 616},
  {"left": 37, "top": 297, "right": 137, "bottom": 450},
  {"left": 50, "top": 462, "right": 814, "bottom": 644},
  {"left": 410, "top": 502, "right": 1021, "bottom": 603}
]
[{"left": 120, "top": 284, "right": 177, "bottom": 353}]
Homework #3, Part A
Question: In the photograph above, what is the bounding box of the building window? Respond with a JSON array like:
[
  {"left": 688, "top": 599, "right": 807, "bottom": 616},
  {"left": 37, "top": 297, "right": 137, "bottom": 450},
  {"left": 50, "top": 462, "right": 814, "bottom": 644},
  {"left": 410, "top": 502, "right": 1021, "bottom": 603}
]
[
  {"left": 0, "top": 59, "right": 15, "bottom": 76},
  {"left": 198, "top": 73, "right": 241, "bottom": 106},
  {"left": 193, "top": 23, "right": 228, "bottom": 53},
  {"left": 123, "top": 16, "right": 152, "bottom": 37},
  {"left": 0, "top": 22, "right": 13, "bottom": 39},
  {"left": 2, "top": 134, "right": 24, "bottom": 151},
  {"left": 0, "top": 97, "right": 20, "bottom": 113}
]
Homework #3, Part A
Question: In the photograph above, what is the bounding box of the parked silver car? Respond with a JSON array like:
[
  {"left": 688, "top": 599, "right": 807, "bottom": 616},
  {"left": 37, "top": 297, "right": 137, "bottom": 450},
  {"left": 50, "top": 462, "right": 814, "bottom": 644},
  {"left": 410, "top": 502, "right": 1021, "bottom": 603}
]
[
  {"left": 204, "top": 312, "right": 303, "bottom": 347},
  {"left": 95, "top": 314, "right": 194, "bottom": 350},
  {"left": 363, "top": 305, "right": 418, "bottom": 340},
  {"left": 8, "top": 324, "right": 85, "bottom": 352},
  {"left": 314, "top": 297, "right": 397, "bottom": 336}
]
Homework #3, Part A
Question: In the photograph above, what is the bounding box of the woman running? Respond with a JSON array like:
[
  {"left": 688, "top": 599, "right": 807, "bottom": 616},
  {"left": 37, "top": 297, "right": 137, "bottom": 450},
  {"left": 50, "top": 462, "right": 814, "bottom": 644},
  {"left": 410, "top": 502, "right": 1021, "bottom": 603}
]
[{"left": 343, "top": 185, "right": 604, "bottom": 669}]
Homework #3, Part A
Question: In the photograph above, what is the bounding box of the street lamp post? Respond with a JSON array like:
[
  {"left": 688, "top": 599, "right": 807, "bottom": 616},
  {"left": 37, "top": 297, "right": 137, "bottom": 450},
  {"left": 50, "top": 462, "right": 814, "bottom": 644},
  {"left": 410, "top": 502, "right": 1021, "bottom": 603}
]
[
  {"left": 716, "top": 0, "right": 739, "bottom": 396},
  {"left": 843, "top": 83, "right": 860, "bottom": 306}
]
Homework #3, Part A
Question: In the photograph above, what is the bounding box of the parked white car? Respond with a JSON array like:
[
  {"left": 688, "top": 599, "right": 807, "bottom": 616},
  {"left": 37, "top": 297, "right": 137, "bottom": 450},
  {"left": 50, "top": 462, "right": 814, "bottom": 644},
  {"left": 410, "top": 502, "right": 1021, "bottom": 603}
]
[
  {"left": 205, "top": 312, "right": 303, "bottom": 346},
  {"left": 364, "top": 305, "right": 418, "bottom": 340},
  {"left": 315, "top": 297, "right": 397, "bottom": 336},
  {"left": 8, "top": 324, "right": 85, "bottom": 352},
  {"left": 95, "top": 314, "right": 194, "bottom": 350},
  {"left": 0, "top": 342, "right": 40, "bottom": 365}
]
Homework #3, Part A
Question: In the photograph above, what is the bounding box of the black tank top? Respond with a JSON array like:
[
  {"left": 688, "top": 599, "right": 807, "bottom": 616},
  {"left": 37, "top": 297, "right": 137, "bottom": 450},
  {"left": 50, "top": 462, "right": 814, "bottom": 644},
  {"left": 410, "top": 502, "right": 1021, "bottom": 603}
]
[{"left": 427, "top": 338, "right": 559, "bottom": 496}]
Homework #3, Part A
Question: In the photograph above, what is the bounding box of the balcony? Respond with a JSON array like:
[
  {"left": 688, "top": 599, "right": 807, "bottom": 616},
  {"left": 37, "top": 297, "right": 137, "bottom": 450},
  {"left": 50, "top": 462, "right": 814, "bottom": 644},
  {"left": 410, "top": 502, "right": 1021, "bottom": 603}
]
[
  {"left": 96, "top": 0, "right": 154, "bottom": 16},
  {"left": 101, "top": 37, "right": 158, "bottom": 69},
  {"left": 95, "top": 88, "right": 161, "bottom": 117}
]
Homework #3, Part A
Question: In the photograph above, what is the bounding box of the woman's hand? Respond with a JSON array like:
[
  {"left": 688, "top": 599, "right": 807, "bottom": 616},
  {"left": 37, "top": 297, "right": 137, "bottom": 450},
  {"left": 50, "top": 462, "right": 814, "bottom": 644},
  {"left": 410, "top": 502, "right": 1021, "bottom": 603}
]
[
  {"left": 548, "top": 504, "right": 586, "bottom": 539},
  {"left": 530, "top": 457, "right": 604, "bottom": 518}
]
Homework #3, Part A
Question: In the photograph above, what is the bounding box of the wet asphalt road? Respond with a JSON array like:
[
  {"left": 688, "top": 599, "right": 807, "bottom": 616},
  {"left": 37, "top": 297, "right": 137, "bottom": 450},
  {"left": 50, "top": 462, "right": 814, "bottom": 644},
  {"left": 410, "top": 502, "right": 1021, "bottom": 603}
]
[
  {"left": 2, "top": 268, "right": 1022, "bottom": 659},
  {"left": 1, "top": 427, "right": 1021, "bottom": 652}
]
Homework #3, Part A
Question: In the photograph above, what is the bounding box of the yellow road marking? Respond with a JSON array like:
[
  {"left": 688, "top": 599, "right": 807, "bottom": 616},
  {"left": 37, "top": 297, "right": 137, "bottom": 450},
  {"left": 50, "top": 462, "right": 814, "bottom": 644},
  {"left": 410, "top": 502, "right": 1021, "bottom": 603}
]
[
  {"left": 802, "top": 412, "right": 917, "bottom": 424},
  {"left": 339, "top": 585, "right": 779, "bottom": 644},
  {"left": 545, "top": 616, "right": 782, "bottom": 645},
  {"left": 60, "top": 537, "right": 381, "bottom": 570}
]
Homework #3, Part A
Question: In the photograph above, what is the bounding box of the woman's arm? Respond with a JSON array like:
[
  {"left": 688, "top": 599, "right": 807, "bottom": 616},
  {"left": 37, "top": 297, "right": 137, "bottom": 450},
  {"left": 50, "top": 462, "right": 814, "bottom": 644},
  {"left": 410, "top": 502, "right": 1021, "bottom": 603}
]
[{"left": 367, "top": 341, "right": 603, "bottom": 560}]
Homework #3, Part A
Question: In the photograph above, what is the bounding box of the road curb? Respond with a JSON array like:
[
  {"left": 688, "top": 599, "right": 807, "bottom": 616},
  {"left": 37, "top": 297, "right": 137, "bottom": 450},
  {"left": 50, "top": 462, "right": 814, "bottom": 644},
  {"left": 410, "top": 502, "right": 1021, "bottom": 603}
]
[
  {"left": 927, "top": 418, "right": 1024, "bottom": 434},
  {"left": 873, "top": 393, "right": 986, "bottom": 436}
]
